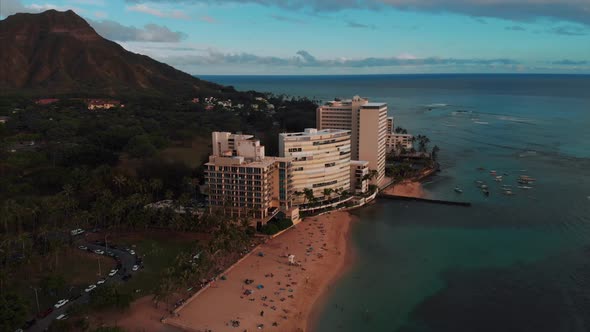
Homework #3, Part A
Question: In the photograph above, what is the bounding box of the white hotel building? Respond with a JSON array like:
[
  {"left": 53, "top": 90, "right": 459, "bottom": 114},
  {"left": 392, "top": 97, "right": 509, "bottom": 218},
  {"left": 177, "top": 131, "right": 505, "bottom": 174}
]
[
  {"left": 279, "top": 128, "right": 351, "bottom": 204},
  {"left": 316, "top": 96, "right": 388, "bottom": 184}
]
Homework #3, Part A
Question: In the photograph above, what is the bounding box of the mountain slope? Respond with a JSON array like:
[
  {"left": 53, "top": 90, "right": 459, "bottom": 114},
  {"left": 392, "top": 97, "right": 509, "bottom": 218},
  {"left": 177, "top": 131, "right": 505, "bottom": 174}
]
[{"left": 0, "top": 10, "right": 225, "bottom": 97}]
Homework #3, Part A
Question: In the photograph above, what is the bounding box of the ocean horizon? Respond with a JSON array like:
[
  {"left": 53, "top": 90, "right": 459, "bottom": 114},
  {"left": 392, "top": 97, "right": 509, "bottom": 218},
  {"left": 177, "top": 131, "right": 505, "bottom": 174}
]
[{"left": 203, "top": 74, "right": 590, "bottom": 332}]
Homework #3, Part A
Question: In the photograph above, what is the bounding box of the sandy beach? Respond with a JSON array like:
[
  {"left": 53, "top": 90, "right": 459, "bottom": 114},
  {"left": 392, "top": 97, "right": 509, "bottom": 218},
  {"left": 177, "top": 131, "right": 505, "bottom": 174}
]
[
  {"left": 165, "top": 210, "right": 355, "bottom": 332},
  {"left": 382, "top": 180, "right": 427, "bottom": 198}
]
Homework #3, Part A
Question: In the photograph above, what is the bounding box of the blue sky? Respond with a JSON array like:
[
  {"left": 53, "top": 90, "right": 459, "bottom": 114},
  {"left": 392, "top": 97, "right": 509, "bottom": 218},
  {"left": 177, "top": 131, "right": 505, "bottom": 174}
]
[{"left": 3, "top": 0, "right": 590, "bottom": 74}]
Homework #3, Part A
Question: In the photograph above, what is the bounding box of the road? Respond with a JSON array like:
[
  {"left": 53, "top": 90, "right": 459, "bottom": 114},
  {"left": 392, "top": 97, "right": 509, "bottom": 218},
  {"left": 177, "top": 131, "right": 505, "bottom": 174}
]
[{"left": 29, "top": 242, "right": 140, "bottom": 332}]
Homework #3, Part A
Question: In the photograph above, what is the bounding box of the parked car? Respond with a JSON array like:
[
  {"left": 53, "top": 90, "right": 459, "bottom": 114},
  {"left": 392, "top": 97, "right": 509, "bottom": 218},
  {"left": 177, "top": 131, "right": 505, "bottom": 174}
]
[
  {"left": 54, "top": 299, "right": 69, "bottom": 308},
  {"left": 56, "top": 314, "right": 68, "bottom": 320},
  {"left": 132, "top": 265, "right": 139, "bottom": 271},
  {"left": 97, "top": 279, "right": 106, "bottom": 285},
  {"left": 84, "top": 284, "right": 97, "bottom": 292},
  {"left": 78, "top": 245, "right": 88, "bottom": 250},
  {"left": 94, "top": 249, "right": 105, "bottom": 255},
  {"left": 108, "top": 269, "right": 118, "bottom": 277},
  {"left": 129, "top": 250, "right": 136, "bottom": 255}
]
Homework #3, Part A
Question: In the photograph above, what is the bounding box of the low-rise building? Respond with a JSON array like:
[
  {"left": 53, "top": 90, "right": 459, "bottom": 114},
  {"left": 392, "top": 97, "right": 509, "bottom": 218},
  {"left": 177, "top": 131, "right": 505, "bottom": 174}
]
[
  {"left": 386, "top": 133, "right": 414, "bottom": 154},
  {"left": 87, "top": 99, "right": 120, "bottom": 110},
  {"left": 350, "top": 160, "right": 369, "bottom": 194}
]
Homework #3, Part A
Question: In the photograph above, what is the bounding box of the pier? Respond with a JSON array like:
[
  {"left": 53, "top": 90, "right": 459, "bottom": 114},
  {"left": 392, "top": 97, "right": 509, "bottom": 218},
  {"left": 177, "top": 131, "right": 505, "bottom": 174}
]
[{"left": 379, "top": 193, "right": 472, "bottom": 207}]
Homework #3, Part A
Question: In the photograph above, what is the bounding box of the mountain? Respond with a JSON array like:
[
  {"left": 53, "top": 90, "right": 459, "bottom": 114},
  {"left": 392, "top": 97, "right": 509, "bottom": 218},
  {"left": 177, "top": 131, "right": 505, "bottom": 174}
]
[{"left": 0, "top": 10, "right": 228, "bottom": 97}]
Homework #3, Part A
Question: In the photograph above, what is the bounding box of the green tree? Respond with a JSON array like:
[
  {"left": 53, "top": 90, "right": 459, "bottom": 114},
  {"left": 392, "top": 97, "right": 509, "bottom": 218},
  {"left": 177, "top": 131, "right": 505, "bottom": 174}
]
[
  {"left": 124, "top": 135, "right": 157, "bottom": 158},
  {"left": 0, "top": 292, "right": 28, "bottom": 331}
]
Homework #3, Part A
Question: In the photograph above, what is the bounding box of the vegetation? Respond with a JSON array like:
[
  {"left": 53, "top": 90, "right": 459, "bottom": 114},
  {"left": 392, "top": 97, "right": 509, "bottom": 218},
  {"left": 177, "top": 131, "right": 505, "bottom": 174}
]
[
  {"left": 260, "top": 218, "right": 294, "bottom": 235},
  {"left": 0, "top": 92, "right": 318, "bottom": 330}
]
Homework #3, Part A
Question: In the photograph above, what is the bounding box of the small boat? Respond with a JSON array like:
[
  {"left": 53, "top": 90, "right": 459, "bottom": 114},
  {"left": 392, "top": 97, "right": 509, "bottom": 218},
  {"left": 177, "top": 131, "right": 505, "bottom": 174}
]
[
  {"left": 495, "top": 176, "right": 503, "bottom": 179},
  {"left": 503, "top": 190, "right": 514, "bottom": 195},
  {"left": 502, "top": 184, "right": 512, "bottom": 187},
  {"left": 481, "top": 184, "right": 488, "bottom": 189},
  {"left": 482, "top": 189, "right": 490, "bottom": 196},
  {"left": 494, "top": 178, "right": 503, "bottom": 182},
  {"left": 454, "top": 187, "right": 463, "bottom": 194},
  {"left": 477, "top": 167, "right": 485, "bottom": 171},
  {"left": 490, "top": 170, "right": 497, "bottom": 174},
  {"left": 518, "top": 186, "right": 533, "bottom": 189}
]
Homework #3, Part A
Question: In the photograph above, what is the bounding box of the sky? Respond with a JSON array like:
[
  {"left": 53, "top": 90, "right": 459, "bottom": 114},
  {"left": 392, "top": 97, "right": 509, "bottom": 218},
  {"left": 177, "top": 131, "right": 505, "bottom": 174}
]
[{"left": 2, "top": 0, "right": 590, "bottom": 75}]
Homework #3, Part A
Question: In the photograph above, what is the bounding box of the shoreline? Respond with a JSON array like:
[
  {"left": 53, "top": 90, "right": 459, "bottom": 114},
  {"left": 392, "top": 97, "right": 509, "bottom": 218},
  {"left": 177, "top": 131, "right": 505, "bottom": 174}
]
[
  {"left": 381, "top": 180, "right": 428, "bottom": 199},
  {"left": 165, "top": 210, "right": 356, "bottom": 332},
  {"left": 305, "top": 214, "right": 357, "bottom": 332}
]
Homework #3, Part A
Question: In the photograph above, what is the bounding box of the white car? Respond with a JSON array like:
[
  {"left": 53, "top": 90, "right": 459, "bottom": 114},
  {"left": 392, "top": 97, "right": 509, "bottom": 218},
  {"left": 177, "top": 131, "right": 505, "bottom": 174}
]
[
  {"left": 96, "top": 279, "right": 105, "bottom": 285},
  {"left": 54, "top": 299, "right": 69, "bottom": 308},
  {"left": 70, "top": 228, "right": 85, "bottom": 236},
  {"left": 56, "top": 314, "right": 68, "bottom": 320},
  {"left": 132, "top": 265, "right": 139, "bottom": 271},
  {"left": 94, "top": 249, "right": 105, "bottom": 255},
  {"left": 129, "top": 250, "right": 136, "bottom": 255},
  {"left": 84, "top": 284, "right": 97, "bottom": 292},
  {"left": 79, "top": 245, "right": 88, "bottom": 250},
  {"left": 108, "top": 269, "right": 118, "bottom": 277}
]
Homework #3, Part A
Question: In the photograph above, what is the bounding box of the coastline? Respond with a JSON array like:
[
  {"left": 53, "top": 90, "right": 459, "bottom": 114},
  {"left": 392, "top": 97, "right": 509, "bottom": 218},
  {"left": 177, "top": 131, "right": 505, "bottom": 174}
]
[
  {"left": 381, "top": 180, "right": 428, "bottom": 198},
  {"left": 165, "top": 210, "right": 356, "bottom": 332},
  {"left": 305, "top": 213, "right": 357, "bottom": 332}
]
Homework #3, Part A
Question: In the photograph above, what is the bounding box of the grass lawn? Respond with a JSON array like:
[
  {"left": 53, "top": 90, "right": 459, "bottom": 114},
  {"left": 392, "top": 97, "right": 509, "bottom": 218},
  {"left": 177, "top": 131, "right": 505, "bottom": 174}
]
[{"left": 8, "top": 247, "right": 116, "bottom": 316}]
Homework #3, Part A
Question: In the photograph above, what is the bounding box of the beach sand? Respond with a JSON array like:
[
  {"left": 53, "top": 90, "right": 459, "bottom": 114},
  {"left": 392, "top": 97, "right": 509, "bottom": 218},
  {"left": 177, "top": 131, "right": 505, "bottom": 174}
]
[
  {"left": 382, "top": 180, "right": 427, "bottom": 198},
  {"left": 165, "top": 210, "right": 355, "bottom": 332}
]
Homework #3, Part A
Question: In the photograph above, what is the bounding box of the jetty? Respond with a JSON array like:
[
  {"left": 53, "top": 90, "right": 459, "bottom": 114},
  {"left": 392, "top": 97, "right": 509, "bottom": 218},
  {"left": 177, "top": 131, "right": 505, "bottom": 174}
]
[{"left": 379, "top": 193, "right": 472, "bottom": 207}]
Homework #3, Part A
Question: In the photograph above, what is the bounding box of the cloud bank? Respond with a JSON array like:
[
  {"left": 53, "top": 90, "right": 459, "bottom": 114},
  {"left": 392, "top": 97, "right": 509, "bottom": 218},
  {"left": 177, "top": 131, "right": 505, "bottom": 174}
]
[
  {"left": 90, "top": 19, "right": 187, "bottom": 42},
  {"left": 161, "top": 49, "right": 520, "bottom": 68},
  {"left": 125, "top": 0, "right": 590, "bottom": 26}
]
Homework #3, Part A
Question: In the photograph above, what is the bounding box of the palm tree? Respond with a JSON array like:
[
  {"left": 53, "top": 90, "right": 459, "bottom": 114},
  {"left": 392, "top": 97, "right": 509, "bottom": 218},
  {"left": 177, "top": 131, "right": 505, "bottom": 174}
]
[
  {"left": 322, "top": 188, "right": 333, "bottom": 201},
  {"left": 431, "top": 145, "right": 440, "bottom": 161},
  {"left": 303, "top": 188, "right": 314, "bottom": 205}
]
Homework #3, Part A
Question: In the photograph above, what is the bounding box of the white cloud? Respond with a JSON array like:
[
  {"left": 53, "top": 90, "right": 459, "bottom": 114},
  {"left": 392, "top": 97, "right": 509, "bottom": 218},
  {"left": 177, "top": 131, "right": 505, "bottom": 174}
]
[
  {"left": 89, "top": 19, "right": 187, "bottom": 42},
  {"left": 126, "top": 4, "right": 190, "bottom": 20}
]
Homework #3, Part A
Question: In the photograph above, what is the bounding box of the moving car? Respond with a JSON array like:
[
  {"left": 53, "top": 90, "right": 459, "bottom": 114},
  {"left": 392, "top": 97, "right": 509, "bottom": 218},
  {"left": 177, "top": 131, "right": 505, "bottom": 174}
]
[
  {"left": 54, "top": 299, "right": 69, "bottom": 308},
  {"left": 56, "top": 314, "right": 68, "bottom": 320},
  {"left": 97, "top": 279, "right": 106, "bottom": 285},
  {"left": 84, "top": 284, "right": 97, "bottom": 292},
  {"left": 78, "top": 245, "right": 88, "bottom": 250},
  {"left": 132, "top": 265, "right": 139, "bottom": 271},
  {"left": 108, "top": 269, "right": 118, "bottom": 277},
  {"left": 94, "top": 249, "right": 105, "bottom": 255}
]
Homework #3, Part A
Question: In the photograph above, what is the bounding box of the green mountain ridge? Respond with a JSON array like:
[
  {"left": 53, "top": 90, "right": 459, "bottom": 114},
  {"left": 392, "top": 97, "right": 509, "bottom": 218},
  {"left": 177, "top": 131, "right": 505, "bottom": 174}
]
[{"left": 0, "top": 9, "right": 231, "bottom": 97}]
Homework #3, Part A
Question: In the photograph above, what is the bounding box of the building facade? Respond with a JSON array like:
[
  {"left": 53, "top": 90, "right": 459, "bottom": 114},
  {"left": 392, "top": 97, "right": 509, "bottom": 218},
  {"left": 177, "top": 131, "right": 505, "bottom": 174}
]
[
  {"left": 350, "top": 160, "right": 369, "bottom": 194},
  {"left": 386, "top": 133, "right": 414, "bottom": 154},
  {"left": 317, "top": 96, "right": 388, "bottom": 184},
  {"left": 205, "top": 132, "right": 297, "bottom": 227},
  {"left": 279, "top": 128, "right": 351, "bottom": 204}
]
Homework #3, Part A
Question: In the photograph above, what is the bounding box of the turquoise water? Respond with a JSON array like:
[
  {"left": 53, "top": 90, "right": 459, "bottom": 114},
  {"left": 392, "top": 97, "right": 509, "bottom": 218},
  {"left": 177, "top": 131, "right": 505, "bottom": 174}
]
[{"left": 203, "top": 75, "right": 590, "bottom": 331}]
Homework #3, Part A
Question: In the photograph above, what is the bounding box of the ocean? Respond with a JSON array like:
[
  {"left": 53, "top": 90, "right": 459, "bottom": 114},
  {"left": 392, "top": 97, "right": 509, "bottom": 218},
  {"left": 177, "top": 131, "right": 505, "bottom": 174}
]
[{"left": 202, "top": 74, "right": 590, "bottom": 332}]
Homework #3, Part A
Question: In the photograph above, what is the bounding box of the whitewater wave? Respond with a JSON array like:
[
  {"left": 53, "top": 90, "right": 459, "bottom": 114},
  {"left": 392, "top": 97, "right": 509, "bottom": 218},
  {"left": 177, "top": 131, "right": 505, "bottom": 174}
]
[
  {"left": 474, "top": 121, "right": 489, "bottom": 125},
  {"left": 425, "top": 103, "right": 448, "bottom": 108},
  {"left": 497, "top": 115, "right": 535, "bottom": 124}
]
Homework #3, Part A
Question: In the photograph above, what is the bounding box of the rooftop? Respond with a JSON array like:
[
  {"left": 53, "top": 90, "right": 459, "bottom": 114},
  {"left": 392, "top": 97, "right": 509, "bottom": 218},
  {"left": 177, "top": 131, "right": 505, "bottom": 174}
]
[
  {"left": 362, "top": 102, "right": 387, "bottom": 107},
  {"left": 280, "top": 128, "right": 350, "bottom": 139}
]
